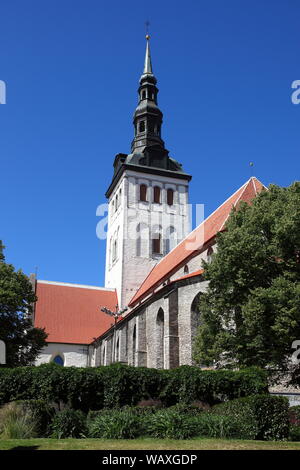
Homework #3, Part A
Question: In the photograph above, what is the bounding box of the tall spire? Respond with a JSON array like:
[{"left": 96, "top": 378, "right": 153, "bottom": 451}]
[
  {"left": 143, "top": 35, "right": 153, "bottom": 76},
  {"left": 131, "top": 35, "right": 164, "bottom": 153}
]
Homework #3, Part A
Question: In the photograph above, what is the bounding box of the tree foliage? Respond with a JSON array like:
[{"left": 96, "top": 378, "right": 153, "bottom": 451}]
[
  {"left": 0, "top": 241, "right": 47, "bottom": 366},
  {"left": 193, "top": 183, "right": 300, "bottom": 377}
]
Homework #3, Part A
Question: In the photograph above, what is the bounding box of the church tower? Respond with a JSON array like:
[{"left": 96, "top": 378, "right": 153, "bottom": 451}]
[{"left": 104, "top": 36, "right": 192, "bottom": 307}]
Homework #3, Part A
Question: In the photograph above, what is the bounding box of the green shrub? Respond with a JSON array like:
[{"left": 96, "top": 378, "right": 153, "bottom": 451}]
[
  {"left": 193, "top": 413, "right": 242, "bottom": 439},
  {"left": 16, "top": 400, "right": 55, "bottom": 437},
  {"left": 212, "top": 394, "right": 290, "bottom": 440},
  {"left": 289, "top": 405, "right": 300, "bottom": 426},
  {"left": 0, "top": 363, "right": 268, "bottom": 412},
  {"left": 289, "top": 425, "right": 300, "bottom": 441},
  {"left": 88, "top": 409, "right": 142, "bottom": 439},
  {"left": 142, "top": 409, "right": 196, "bottom": 439},
  {"left": 0, "top": 402, "right": 38, "bottom": 439},
  {"left": 142, "top": 409, "right": 241, "bottom": 439},
  {"left": 50, "top": 409, "right": 87, "bottom": 439},
  {"left": 159, "top": 366, "right": 268, "bottom": 406}
]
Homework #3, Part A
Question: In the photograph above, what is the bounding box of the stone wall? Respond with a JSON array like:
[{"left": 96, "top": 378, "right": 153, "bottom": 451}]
[{"left": 95, "top": 273, "right": 209, "bottom": 370}]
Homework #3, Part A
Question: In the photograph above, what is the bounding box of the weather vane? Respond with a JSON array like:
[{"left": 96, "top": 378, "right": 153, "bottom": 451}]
[{"left": 145, "top": 20, "right": 150, "bottom": 39}]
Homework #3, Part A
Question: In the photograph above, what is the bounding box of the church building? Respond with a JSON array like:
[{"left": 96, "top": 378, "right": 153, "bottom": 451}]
[{"left": 33, "top": 37, "right": 266, "bottom": 368}]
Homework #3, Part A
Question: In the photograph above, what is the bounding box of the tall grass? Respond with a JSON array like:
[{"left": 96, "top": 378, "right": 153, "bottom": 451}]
[{"left": 0, "top": 402, "right": 37, "bottom": 439}]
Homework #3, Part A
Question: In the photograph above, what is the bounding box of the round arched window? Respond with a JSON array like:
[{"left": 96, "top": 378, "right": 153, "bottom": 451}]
[{"left": 53, "top": 355, "right": 64, "bottom": 366}]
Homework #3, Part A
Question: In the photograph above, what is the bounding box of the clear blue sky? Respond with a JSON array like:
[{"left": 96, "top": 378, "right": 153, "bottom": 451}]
[{"left": 1, "top": 0, "right": 299, "bottom": 286}]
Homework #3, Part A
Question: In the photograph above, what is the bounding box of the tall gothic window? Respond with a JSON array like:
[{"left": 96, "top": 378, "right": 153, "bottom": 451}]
[
  {"left": 115, "top": 338, "right": 119, "bottom": 362},
  {"left": 102, "top": 345, "right": 106, "bottom": 366},
  {"left": 167, "top": 188, "right": 174, "bottom": 206},
  {"left": 156, "top": 308, "right": 164, "bottom": 369},
  {"left": 207, "top": 246, "right": 214, "bottom": 263},
  {"left": 140, "top": 184, "right": 147, "bottom": 202},
  {"left": 153, "top": 186, "right": 161, "bottom": 203},
  {"left": 132, "top": 324, "right": 137, "bottom": 367}
]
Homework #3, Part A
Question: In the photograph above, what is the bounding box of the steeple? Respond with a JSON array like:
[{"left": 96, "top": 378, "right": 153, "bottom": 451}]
[
  {"left": 143, "top": 35, "right": 153, "bottom": 76},
  {"left": 131, "top": 35, "right": 165, "bottom": 154},
  {"left": 106, "top": 34, "right": 191, "bottom": 199}
]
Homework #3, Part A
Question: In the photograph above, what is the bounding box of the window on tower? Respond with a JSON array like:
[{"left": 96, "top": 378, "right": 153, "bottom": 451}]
[
  {"left": 152, "top": 235, "right": 161, "bottom": 255},
  {"left": 152, "top": 226, "right": 162, "bottom": 255},
  {"left": 153, "top": 186, "right": 161, "bottom": 203},
  {"left": 140, "top": 184, "right": 147, "bottom": 202},
  {"left": 139, "top": 121, "right": 145, "bottom": 132},
  {"left": 141, "top": 90, "right": 146, "bottom": 100},
  {"left": 167, "top": 188, "right": 174, "bottom": 206}
]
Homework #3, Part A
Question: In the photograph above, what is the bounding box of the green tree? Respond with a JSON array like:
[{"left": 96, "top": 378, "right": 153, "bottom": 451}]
[
  {"left": 0, "top": 241, "right": 47, "bottom": 366},
  {"left": 193, "top": 183, "right": 300, "bottom": 379}
]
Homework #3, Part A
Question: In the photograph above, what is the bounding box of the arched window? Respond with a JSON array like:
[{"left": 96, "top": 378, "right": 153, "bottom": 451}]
[
  {"left": 152, "top": 226, "right": 162, "bottom": 255},
  {"left": 156, "top": 308, "right": 164, "bottom": 369},
  {"left": 115, "top": 337, "right": 119, "bottom": 362},
  {"left": 167, "top": 188, "right": 174, "bottom": 206},
  {"left": 153, "top": 186, "right": 161, "bottom": 203},
  {"left": 191, "top": 292, "right": 202, "bottom": 341},
  {"left": 132, "top": 324, "right": 137, "bottom": 367},
  {"left": 184, "top": 265, "right": 189, "bottom": 275},
  {"left": 141, "top": 90, "right": 146, "bottom": 100},
  {"left": 109, "top": 237, "right": 113, "bottom": 266},
  {"left": 112, "top": 239, "right": 117, "bottom": 262},
  {"left": 115, "top": 194, "right": 118, "bottom": 211},
  {"left": 53, "top": 354, "right": 64, "bottom": 366},
  {"left": 139, "top": 121, "right": 145, "bottom": 132},
  {"left": 140, "top": 184, "right": 147, "bottom": 202},
  {"left": 207, "top": 246, "right": 214, "bottom": 263},
  {"left": 165, "top": 226, "right": 176, "bottom": 254},
  {"left": 102, "top": 345, "right": 106, "bottom": 366}
]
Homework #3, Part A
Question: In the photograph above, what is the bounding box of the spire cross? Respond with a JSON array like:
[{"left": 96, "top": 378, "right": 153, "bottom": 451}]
[{"left": 145, "top": 20, "right": 150, "bottom": 37}]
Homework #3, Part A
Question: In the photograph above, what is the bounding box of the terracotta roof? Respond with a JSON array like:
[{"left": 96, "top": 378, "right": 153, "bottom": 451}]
[
  {"left": 34, "top": 281, "right": 118, "bottom": 344},
  {"left": 172, "top": 269, "right": 204, "bottom": 283},
  {"left": 129, "top": 177, "right": 266, "bottom": 306}
]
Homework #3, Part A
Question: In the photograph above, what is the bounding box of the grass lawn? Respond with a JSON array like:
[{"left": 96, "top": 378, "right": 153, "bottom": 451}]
[{"left": 0, "top": 438, "right": 300, "bottom": 450}]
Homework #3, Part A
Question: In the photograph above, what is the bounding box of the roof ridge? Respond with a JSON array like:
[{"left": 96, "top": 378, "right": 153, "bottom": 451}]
[
  {"left": 37, "top": 280, "right": 116, "bottom": 292},
  {"left": 129, "top": 177, "right": 266, "bottom": 306},
  {"left": 133, "top": 177, "right": 252, "bottom": 278}
]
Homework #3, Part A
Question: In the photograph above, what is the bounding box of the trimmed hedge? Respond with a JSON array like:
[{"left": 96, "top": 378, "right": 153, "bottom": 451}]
[
  {"left": 289, "top": 406, "right": 300, "bottom": 441},
  {"left": 211, "top": 394, "right": 290, "bottom": 440},
  {"left": 0, "top": 363, "right": 268, "bottom": 412}
]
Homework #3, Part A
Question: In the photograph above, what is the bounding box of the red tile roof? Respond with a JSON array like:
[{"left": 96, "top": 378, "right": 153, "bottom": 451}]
[
  {"left": 34, "top": 281, "right": 118, "bottom": 344},
  {"left": 172, "top": 269, "right": 204, "bottom": 283},
  {"left": 129, "top": 177, "right": 266, "bottom": 307}
]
